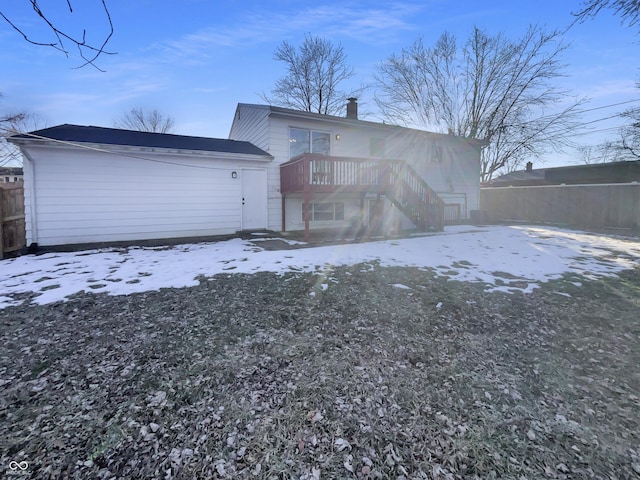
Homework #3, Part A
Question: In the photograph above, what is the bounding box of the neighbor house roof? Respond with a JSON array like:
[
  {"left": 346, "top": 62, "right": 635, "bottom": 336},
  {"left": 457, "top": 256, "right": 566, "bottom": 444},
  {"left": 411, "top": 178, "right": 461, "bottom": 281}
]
[
  {"left": 485, "top": 168, "right": 547, "bottom": 186},
  {"left": 9, "top": 124, "right": 272, "bottom": 157},
  {"left": 0, "top": 166, "right": 23, "bottom": 175},
  {"left": 544, "top": 160, "right": 640, "bottom": 184},
  {"left": 486, "top": 160, "right": 640, "bottom": 187}
]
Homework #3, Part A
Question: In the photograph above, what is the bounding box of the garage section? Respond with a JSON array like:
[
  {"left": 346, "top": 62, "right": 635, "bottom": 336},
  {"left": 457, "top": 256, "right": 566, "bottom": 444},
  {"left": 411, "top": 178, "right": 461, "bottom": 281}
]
[{"left": 10, "top": 125, "right": 272, "bottom": 247}]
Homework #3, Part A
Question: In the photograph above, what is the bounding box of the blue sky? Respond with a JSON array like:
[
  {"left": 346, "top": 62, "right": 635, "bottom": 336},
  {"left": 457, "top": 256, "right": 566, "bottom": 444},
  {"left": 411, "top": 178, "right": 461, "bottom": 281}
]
[{"left": 1, "top": 0, "right": 638, "bottom": 168}]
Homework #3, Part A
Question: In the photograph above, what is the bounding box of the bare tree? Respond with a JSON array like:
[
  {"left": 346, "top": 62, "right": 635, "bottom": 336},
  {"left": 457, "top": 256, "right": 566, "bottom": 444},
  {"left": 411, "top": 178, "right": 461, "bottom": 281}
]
[
  {"left": 1, "top": 109, "right": 47, "bottom": 167},
  {"left": 573, "top": 2, "right": 639, "bottom": 160},
  {"left": 115, "top": 108, "right": 175, "bottom": 134},
  {"left": 0, "top": 1, "right": 114, "bottom": 70},
  {"left": 261, "top": 35, "right": 362, "bottom": 115},
  {"left": 576, "top": 142, "right": 621, "bottom": 164},
  {"left": 573, "top": 0, "right": 640, "bottom": 29},
  {"left": 618, "top": 100, "right": 640, "bottom": 159},
  {"left": 375, "top": 26, "right": 584, "bottom": 181}
]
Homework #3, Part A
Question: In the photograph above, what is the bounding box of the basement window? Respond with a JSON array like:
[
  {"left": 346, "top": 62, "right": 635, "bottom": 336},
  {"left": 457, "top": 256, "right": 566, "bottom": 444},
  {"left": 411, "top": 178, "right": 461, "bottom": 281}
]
[{"left": 304, "top": 202, "right": 345, "bottom": 222}]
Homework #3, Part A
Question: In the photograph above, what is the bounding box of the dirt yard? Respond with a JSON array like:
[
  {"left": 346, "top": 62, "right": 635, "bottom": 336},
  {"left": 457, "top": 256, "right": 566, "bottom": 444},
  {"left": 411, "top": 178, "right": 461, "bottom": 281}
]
[{"left": 1, "top": 261, "right": 639, "bottom": 479}]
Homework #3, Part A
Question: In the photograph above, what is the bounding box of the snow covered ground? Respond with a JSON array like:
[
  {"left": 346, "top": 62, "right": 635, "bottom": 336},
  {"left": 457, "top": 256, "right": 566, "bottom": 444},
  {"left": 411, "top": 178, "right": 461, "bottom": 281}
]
[{"left": 1, "top": 225, "right": 639, "bottom": 310}]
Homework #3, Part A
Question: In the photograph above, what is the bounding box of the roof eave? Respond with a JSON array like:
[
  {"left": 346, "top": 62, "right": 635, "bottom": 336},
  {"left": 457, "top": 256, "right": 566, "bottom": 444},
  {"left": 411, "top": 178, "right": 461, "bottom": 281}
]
[
  {"left": 8, "top": 137, "right": 274, "bottom": 161},
  {"left": 266, "top": 107, "right": 486, "bottom": 146}
]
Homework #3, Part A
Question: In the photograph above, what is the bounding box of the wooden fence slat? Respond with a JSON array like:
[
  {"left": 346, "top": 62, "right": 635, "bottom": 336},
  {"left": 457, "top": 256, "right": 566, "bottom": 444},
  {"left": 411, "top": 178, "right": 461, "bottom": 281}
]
[{"left": 0, "top": 183, "right": 26, "bottom": 257}]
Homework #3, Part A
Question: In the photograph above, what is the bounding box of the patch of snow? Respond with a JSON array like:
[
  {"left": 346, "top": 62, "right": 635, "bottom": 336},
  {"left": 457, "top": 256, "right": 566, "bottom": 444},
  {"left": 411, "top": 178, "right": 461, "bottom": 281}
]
[
  {"left": 553, "top": 291, "right": 572, "bottom": 298},
  {"left": 0, "top": 296, "right": 21, "bottom": 309},
  {"left": 1, "top": 226, "right": 639, "bottom": 309},
  {"left": 392, "top": 283, "right": 411, "bottom": 290},
  {"left": 249, "top": 237, "right": 306, "bottom": 245}
]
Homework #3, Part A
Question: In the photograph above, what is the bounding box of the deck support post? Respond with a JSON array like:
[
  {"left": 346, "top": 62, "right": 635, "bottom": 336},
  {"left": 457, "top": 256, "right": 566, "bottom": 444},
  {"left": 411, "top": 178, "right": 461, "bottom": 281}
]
[
  {"left": 303, "top": 159, "right": 311, "bottom": 241},
  {"left": 303, "top": 191, "right": 311, "bottom": 242},
  {"left": 281, "top": 194, "right": 286, "bottom": 232}
]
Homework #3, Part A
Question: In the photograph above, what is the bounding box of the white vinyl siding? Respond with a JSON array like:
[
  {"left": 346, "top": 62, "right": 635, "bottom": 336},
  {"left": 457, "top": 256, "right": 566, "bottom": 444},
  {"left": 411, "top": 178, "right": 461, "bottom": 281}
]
[
  {"left": 23, "top": 145, "right": 270, "bottom": 246},
  {"left": 228, "top": 105, "right": 271, "bottom": 152}
]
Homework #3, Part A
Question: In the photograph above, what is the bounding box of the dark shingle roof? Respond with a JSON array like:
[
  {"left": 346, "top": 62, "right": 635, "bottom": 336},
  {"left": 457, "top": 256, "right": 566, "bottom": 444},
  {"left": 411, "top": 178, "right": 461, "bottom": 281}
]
[
  {"left": 486, "top": 169, "right": 546, "bottom": 186},
  {"left": 11, "top": 124, "right": 271, "bottom": 157},
  {"left": 487, "top": 160, "right": 640, "bottom": 186}
]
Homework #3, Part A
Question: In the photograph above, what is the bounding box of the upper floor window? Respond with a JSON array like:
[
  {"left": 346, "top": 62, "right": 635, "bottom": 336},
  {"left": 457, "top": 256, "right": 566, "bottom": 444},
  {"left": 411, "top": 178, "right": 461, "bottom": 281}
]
[{"left": 289, "top": 128, "right": 330, "bottom": 159}]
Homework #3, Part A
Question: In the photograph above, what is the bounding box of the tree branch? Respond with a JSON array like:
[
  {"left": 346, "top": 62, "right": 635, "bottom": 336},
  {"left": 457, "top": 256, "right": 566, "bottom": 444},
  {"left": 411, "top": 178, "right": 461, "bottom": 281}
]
[{"left": 0, "top": 1, "right": 116, "bottom": 71}]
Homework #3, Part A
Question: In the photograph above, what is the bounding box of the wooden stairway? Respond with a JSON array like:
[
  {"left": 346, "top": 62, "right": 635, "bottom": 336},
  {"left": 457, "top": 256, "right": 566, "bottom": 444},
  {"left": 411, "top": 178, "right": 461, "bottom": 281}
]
[
  {"left": 279, "top": 154, "right": 446, "bottom": 237},
  {"left": 384, "top": 160, "right": 445, "bottom": 231}
]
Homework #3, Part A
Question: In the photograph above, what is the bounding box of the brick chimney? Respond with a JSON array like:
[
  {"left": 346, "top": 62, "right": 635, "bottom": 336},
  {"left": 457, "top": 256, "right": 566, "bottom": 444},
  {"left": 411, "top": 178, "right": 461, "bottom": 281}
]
[
  {"left": 526, "top": 161, "right": 533, "bottom": 172},
  {"left": 346, "top": 97, "right": 358, "bottom": 119}
]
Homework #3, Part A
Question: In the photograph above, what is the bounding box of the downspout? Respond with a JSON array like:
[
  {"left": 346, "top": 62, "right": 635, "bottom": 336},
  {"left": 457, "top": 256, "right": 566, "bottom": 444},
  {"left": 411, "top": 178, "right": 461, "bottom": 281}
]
[{"left": 21, "top": 147, "right": 39, "bottom": 249}]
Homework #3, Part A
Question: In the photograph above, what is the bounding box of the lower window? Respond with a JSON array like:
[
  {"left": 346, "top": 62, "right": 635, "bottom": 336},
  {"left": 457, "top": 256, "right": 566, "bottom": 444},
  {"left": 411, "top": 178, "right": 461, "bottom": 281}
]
[{"left": 304, "top": 202, "right": 345, "bottom": 221}]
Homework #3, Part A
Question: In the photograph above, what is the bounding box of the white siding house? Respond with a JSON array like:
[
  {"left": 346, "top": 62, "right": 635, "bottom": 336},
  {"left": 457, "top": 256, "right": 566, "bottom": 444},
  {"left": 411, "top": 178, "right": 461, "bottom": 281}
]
[
  {"left": 0, "top": 167, "right": 24, "bottom": 183},
  {"left": 10, "top": 125, "right": 273, "bottom": 247},
  {"left": 229, "top": 101, "right": 484, "bottom": 235},
  {"left": 10, "top": 101, "right": 484, "bottom": 248}
]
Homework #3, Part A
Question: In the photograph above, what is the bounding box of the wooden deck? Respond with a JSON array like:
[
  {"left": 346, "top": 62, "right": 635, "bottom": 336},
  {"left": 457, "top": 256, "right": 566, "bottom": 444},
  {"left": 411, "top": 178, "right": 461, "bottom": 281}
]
[{"left": 280, "top": 154, "right": 445, "bottom": 240}]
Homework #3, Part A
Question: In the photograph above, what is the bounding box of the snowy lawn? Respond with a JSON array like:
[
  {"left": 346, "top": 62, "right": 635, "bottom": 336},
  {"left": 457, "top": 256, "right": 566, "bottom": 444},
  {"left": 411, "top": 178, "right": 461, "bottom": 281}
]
[
  {"left": 1, "top": 225, "right": 639, "bottom": 310},
  {"left": 1, "top": 225, "right": 640, "bottom": 479}
]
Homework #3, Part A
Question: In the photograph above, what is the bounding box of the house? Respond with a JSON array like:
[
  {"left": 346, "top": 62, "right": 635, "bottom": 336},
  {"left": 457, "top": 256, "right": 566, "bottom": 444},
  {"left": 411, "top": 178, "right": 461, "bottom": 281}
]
[
  {"left": 229, "top": 99, "right": 485, "bottom": 239},
  {"left": 485, "top": 160, "right": 640, "bottom": 187},
  {"left": 9, "top": 125, "right": 272, "bottom": 247},
  {"left": 0, "top": 166, "right": 23, "bottom": 183},
  {"left": 9, "top": 100, "right": 484, "bottom": 248}
]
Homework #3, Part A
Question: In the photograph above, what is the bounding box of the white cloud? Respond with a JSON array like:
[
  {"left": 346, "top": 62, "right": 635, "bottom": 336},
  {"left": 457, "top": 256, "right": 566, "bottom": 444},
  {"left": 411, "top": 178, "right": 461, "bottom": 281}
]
[{"left": 158, "top": 1, "right": 426, "bottom": 63}]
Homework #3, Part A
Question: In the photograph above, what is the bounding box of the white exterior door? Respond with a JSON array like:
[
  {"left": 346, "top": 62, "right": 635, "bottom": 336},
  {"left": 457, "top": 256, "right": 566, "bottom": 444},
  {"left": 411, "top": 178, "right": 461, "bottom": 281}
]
[{"left": 241, "top": 169, "right": 268, "bottom": 230}]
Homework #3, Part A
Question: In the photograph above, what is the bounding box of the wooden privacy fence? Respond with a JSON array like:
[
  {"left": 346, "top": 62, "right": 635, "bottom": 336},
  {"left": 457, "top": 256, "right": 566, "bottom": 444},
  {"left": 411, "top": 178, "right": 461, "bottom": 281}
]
[
  {"left": 481, "top": 183, "right": 640, "bottom": 230},
  {"left": 0, "top": 183, "right": 26, "bottom": 257}
]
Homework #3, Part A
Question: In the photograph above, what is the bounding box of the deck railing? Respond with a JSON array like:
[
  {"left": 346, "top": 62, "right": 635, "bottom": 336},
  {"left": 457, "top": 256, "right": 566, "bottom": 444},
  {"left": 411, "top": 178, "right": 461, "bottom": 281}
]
[
  {"left": 280, "top": 154, "right": 445, "bottom": 230},
  {"left": 281, "top": 154, "right": 386, "bottom": 193}
]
